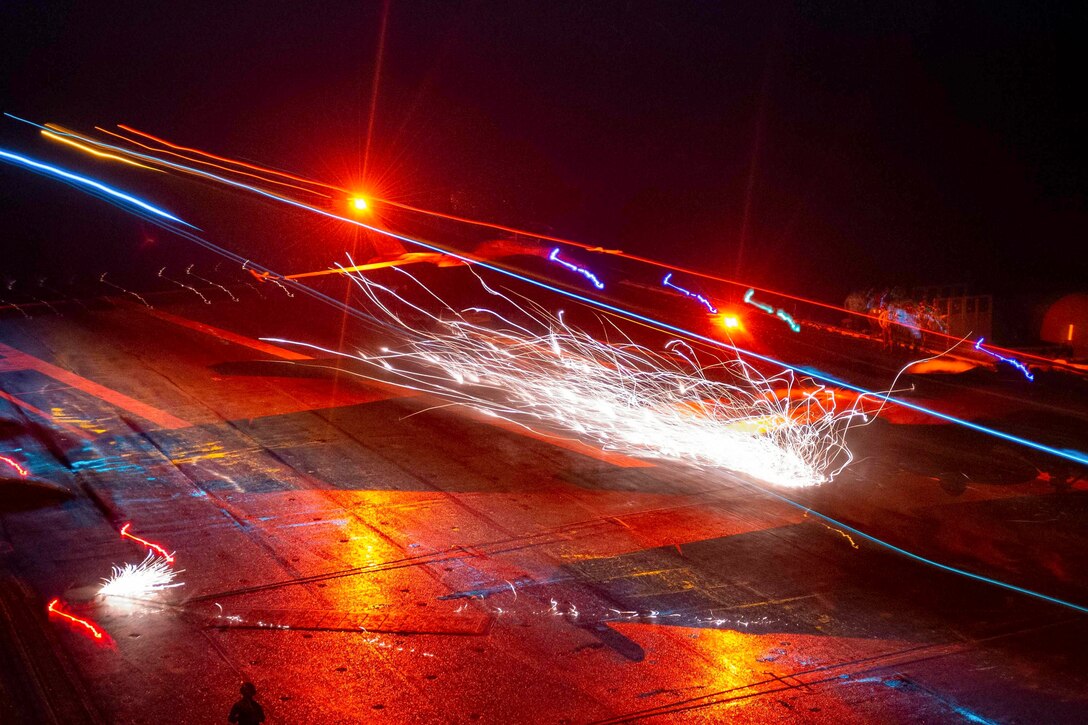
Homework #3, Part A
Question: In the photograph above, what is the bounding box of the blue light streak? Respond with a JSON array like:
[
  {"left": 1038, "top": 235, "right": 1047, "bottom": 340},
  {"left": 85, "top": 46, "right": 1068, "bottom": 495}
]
[
  {"left": 975, "top": 338, "right": 1034, "bottom": 382},
  {"left": 0, "top": 147, "right": 194, "bottom": 228},
  {"left": 663, "top": 273, "right": 717, "bottom": 313},
  {"left": 548, "top": 247, "right": 605, "bottom": 289}
]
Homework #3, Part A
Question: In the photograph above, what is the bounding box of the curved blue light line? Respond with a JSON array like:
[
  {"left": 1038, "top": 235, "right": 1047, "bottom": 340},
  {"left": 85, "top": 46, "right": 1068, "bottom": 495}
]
[{"left": 0, "top": 147, "right": 195, "bottom": 228}]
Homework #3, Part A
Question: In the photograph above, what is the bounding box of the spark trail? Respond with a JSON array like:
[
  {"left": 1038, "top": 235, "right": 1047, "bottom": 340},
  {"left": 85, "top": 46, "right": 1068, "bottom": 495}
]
[{"left": 268, "top": 264, "right": 866, "bottom": 488}]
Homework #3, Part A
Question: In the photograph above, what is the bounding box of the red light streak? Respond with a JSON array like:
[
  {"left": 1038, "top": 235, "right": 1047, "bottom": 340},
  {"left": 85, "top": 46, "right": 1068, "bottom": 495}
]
[
  {"left": 83, "top": 123, "right": 1081, "bottom": 372},
  {"left": 120, "top": 523, "right": 175, "bottom": 563},
  {"left": 0, "top": 454, "right": 29, "bottom": 477},
  {"left": 91, "top": 126, "right": 330, "bottom": 198},
  {"left": 47, "top": 598, "right": 104, "bottom": 640}
]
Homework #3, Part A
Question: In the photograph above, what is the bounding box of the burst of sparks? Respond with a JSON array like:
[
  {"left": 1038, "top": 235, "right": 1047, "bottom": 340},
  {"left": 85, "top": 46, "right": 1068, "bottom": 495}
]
[
  {"left": 268, "top": 263, "right": 867, "bottom": 488},
  {"left": 99, "top": 552, "right": 184, "bottom": 599},
  {"left": 119, "top": 522, "right": 175, "bottom": 562}
]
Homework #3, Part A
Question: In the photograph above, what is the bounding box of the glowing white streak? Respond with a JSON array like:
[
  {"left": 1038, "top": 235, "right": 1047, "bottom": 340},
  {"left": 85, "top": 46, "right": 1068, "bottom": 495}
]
[
  {"left": 99, "top": 553, "right": 184, "bottom": 599},
  {"left": 268, "top": 264, "right": 868, "bottom": 487}
]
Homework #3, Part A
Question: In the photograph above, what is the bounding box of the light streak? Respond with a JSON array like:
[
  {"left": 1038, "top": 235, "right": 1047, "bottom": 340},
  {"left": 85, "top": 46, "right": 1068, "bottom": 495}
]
[
  {"left": 99, "top": 552, "right": 184, "bottom": 599},
  {"left": 804, "top": 511, "right": 858, "bottom": 548},
  {"left": 186, "top": 264, "right": 238, "bottom": 301},
  {"left": 746, "top": 289, "right": 800, "bottom": 332},
  {"left": 47, "top": 598, "right": 104, "bottom": 639},
  {"left": 8, "top": 130, "right": 1074, "bottom": 465},
  {"left": 743, "top": 288, "right": 774, "bottom": 314},
  {"left": 662, "top": 273, "right": 717, "bottom": 313},
  {"left": 775, "top": 308, "right": 802, "bottom": 333},
  {"left": 0, "top": 454, "right": 29, "bottom": 477},
  {"left": 266, "top": 263, "right": 865, "bottom": 488},
  {"left": 548, "top": 248, "right": 605, "bottom": 289},
  {"left": 0, "top": 147, "right": 193, "bottom": 227},
  {"left": 25, "top": 117, "right": 1078, "bottom": 373},
  {"left": 99, "top": 272, "right": 152, "bottom": 308},
  {"left": 41, "top": 129, "right": 157, "bottom": 170},
  {"left": 158, "top": 267, "right": 211, "bottom": 304},
  {"left": 119, "top": 523, "right": 175, "bottom": 563},
  {"left": 3, "top": 120, "right": 1082, "bottom": 467},
  {"left": 92, "top": 125, "right": 330, "bottom": 198},
  {"left": 975, "top": 338, "right": 1034, "bottom": 382}
]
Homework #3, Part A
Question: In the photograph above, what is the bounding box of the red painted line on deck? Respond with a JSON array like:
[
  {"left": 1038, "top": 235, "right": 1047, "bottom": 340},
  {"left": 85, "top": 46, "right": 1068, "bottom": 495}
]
[
  {"left": 144, "top": 308, "right": 313, "bottom": 360},
  {"left": 0, "top": 343, "right": 191, "bottom": 430},
  {"left": 0, "top": 389, "right": 97, "bottom": 441}
]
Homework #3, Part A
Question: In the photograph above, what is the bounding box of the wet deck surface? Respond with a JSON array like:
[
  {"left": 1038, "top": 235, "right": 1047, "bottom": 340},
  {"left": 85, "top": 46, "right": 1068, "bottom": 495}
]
[{"left": 2, "top": 283, "right": 1087, "bottom": 724}]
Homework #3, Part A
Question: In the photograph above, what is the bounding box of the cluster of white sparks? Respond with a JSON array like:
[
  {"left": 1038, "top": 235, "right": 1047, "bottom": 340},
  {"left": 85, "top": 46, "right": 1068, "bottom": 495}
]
[
  {"left": 272, "top": 263, "right": 871, "bottom": 488},
  {"left": 99, "top": 552, "right": 184, "bottom": 600}
]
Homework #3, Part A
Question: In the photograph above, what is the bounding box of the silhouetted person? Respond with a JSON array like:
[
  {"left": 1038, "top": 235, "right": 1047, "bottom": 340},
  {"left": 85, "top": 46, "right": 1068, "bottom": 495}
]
[{"left": 228, "top": 682, "right": 265, "bottom": 725}]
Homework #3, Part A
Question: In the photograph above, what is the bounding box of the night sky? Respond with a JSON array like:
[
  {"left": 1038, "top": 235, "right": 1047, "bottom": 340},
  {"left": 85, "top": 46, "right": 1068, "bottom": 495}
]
[{"left": 1, "top": 0, "right": 1085, "bottom": 301}]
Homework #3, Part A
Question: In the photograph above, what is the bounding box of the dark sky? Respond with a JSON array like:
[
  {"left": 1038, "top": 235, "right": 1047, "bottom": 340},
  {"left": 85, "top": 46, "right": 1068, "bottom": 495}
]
[{"left": 1, "top": 0, "right": 1085, "bottom": 301}]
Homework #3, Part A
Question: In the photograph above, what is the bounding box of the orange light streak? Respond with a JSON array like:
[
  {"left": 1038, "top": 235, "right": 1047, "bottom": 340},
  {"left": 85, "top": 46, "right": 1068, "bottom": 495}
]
[
  {"left": 41, "top": 129, "right": 157, "bottom": 170},
  {"left": 94, "top": 126, "right": 330, "bottom": 198},
  {"left": 120, "top": 522, "right": 175, "bottom": 563},
  {"left": 47, "top": 598, "right": 104, "bottom": 639},
  {"left": 112, "top": 124, "right": 339, "bottom": 193}
]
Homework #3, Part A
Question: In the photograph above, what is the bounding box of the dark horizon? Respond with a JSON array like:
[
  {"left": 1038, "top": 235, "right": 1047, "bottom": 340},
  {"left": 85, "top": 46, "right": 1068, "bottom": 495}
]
[{"left": 2, "top": 1, "right": 1085, "bottom": 303}]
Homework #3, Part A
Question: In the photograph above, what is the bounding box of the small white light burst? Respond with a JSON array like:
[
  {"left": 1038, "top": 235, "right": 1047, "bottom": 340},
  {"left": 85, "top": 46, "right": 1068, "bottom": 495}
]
[{"left": 99, "top": 553, "right": 184, "bottom": 599}]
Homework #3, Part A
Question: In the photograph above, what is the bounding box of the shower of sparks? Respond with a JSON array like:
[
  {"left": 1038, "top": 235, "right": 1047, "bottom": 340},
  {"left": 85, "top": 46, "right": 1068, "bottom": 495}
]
[
  {"left": 267, "top": 263, "right": 868, "bottom": 488},
  {"left": 662, "top": 273, "right": 718, "bottom": 313},
  {"left": 549, "top": 248, "right": 605, "bottom": 289},
  {"left": 47, "top": 598, "right": 104, "bottom": 640},
  {"left": 975, "top": 338, "right": 1034, "bottom": 382},
  {"left": 1, "top": 454, "right": 29, "bottom": 477},
  {"left": 119, "top": 522, "right": 175, "bottom": 562},
  {"left": 99, "top": 552, "right": 184, "bottom": 599}
]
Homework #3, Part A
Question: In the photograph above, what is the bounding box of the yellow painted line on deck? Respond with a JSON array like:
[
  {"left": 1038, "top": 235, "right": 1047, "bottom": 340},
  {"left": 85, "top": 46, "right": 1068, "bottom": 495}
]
[{"left": 0, "top": 342, "right": 191, "bottom": 430}]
